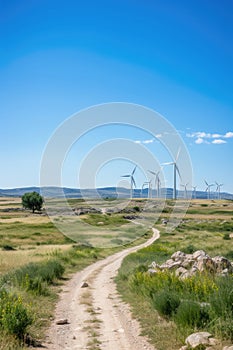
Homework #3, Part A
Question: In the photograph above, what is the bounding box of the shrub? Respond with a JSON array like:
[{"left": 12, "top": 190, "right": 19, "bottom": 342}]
[
  {"left": 152, "top": 289, "right": 180, "bottom": 317},
  {"left": 0, "top": 291, "right": 32, "bottom": 338},
  {"left": 174, "top": 301, "right": 210, "bottom": 329}
]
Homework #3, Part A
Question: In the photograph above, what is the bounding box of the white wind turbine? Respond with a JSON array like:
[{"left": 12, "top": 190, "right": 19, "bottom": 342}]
[
  {"left": 181, "top": 182, "right": 189, "bottom": 199},
  {"left": 148, "top": 169, "right": 162, "bottom": 198},
  {"left": 121, "top": 166, "right": 137, "bottom": 199},
  {"left": 204, "top": 180, "right": 214, "bottom": 200},
  {"left": 215, "top": 182, "right": 223, "bottom": 200},
  {"left": 162, "top": 149, "right": 181, "bottom": 200},
  {"left": 141, "top": 181, "right": 152, "bottom": 198},
  {"left": 192, "top": 186, "right": 197, "bottom": 199}
]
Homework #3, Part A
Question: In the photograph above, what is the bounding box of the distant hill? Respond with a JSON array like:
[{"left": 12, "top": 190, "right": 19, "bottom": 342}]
[{"left": 0, "top": 186, "right": 232, "bottom": 200}]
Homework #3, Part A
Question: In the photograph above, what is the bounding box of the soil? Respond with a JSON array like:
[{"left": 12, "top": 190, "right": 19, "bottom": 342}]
[{"left": 42, "top": 229, "right": 159, "bottom": 349}]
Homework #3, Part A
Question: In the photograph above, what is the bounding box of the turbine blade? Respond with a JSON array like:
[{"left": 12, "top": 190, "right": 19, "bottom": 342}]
[
  {"left": 132, "top": 176, "right": 136, "bottom": 188},
  {"left": 132, "top": 166, "right": 137, "bottom": 175},
  {"left": 148, "top": 170, "right": 156, "bottom": 175},
  {"left": 204, "top": 180, "right": 208, "bottom": 186},
  {"left": 121, "top": 175, "right": 130, "bottom": 178},
  {"left": 162, "top": 162, "right": 173, "bottom": 166},
  {"left": 176, "top": 165, "right": 182, "bottom": 180},
  {"left": 176, "top": 147, "right": 181, "bottom": 161}
]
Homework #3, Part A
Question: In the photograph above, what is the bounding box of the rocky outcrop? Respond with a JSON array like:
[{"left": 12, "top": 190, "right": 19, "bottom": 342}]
[
  {"left": 178, "top": 332, "right": 233, "bottom": 350},
  {"left": 148, "top": 250, "right": 233, "bottom": 278}
]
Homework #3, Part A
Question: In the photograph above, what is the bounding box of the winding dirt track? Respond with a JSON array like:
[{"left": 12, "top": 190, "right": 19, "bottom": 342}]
[{"left": 43, "top": 229, "right": 159, "bottom": 350}]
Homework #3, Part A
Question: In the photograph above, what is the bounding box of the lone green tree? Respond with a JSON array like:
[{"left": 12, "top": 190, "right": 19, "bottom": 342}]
[{"left": 22, "top": 191, "right": 44, "bottom": 213}]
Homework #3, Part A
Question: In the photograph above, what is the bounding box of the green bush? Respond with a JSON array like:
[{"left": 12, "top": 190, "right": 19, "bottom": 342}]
[
  {"left": 0, "top": 291, "right": 32, "bottom": 338},
  {"left": 174, "top": 301, "right": 210, "bottom": 329},
  {"left": 2, "top": 259, "right": 65, "bottom": 295},
  {"left": 152, "top": 289, "right": 180, "bottom": 317}
]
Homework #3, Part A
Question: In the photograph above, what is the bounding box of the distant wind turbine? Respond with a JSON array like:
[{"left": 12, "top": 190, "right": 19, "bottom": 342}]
[
  {"left": 162, "top": 149, "right": 181, "bottom": 200},
  {"left": 215, "top": 182, "right": 223, "bottom": 200},
  {"left": 205, "top": 180, "right": 214, "bottom": 200},
  {"left": 148, "top": 169, "right": 162, "bottom": 198},
  {"left": 181, "top": 182, "right": 189, "bottom": 199},
  {"left": 141, "top": 180, "right": 152, "bottom": 198},
  {"left": 192, "top": 186, "right": 197, "bottom": 199},
  {"left": 121, "top": 166, "right": 137, "bottom": 199}
]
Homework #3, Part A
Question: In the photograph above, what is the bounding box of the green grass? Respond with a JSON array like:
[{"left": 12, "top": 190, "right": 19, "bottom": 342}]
[{"left": 116, "top": 200, "right": 233, "bottom": 349}]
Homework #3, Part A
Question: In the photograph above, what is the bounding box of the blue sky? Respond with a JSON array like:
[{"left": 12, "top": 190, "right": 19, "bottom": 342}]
[{"left": 0, "top": 0, "right": 233, "bottom": 193}]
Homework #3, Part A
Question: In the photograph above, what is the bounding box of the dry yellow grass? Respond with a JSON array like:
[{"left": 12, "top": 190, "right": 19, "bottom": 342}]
[{"left": 0, "top": 244, "right": 72, "bottom": 274}]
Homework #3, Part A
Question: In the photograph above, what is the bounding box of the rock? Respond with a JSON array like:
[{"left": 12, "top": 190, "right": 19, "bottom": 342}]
[
  {"left": 97, "top": 221, "right": 104, "bottom": 225},
  {"left": 212, "top": 256, "right": 233, "bottom": 273},
  {"left": 147, "top": 250, "right": 233, "bottom": 278},
  {"left": 160, "top": 260, "right": 181, "bottom": 270},
  {"left": 192, "top": 250, "right": 207, "bottom": 260},
  {"left": 148, "top": 261, "right": 161, "bottom": 270},
  {"left": 197, "top": 257, "right": 216, "bottom": 273},
  {"left": 223, "top": 346, "right": 233, "bottom": 350},
  {"left": 179, "top": 346, "right": 188, "bottom": 350},
  {"left": 175, "top": 267, "right": 188, "bottom": 277},
  {"left": 56, "top": 319, "right": 69, "bottom": 325},
  {"left": 185, "top": 332, "right": 213, "bottom": 348},
  {"left": 171, "top": 251, "right": 186, "bottom": 262},
  {"left": 81, "top": 282, "right": 89, "bottom": 288},
  {"left": 181, "top": 258, "right": 195, "bottom": 269}
]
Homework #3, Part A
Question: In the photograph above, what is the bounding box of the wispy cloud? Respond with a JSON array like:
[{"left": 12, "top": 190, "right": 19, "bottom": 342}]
[
  {"left": 212, "top": 139, "right": 227, "bottom": 144},
  {"left": 134, "top": 137, "right": 160, "bottom": 144},
  {"left": 187, "top": 130, "right": 233, "bottom": 145}
]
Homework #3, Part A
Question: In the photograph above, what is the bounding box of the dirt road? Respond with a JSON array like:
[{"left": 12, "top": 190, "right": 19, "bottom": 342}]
[{"left": 43, "top": 229, "right": 159, "bottom": 350}]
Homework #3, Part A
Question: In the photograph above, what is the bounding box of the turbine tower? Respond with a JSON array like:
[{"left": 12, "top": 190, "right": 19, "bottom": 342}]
[
  {"left": 192, "top": 186, "right": 197, "bottom": 199},
  {"left": 204, "top": 180, "right": 214, "bottom": 200},
  {"left": 163, "top": 149, "right": 181, "bottom": 200},
  {"left": 148, "top": 169, "right": 162, "bottom": 198},
  {"left": 215, "top": 182, "right": 223, "bottom": 200},
  {"left": 141, "top": 181, "right": 152, "bottom": 198},
  {"left": 121, "top": 166, "right": 137, "bottom": 199},
  {"left": 181, "top": 182, "right": 189, "bottom": 199}
]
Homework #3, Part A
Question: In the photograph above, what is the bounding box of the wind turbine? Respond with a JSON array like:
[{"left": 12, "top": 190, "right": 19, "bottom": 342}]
[
  {"left": 148, "top": 169, "right": 162, "bottom": 198},
  {"left": 204, "top": 180, "right": 214, "bottom": 200},
  {"left": 181, "top": 182, "right": 189, "bottom": 199},
  {"left": 121, "top": 166, "right": 137, "bottom": 199},
  {"left": 192, "top": 186, "right": 197, "bottom": 199},
  {"left": 141, "top": 181, "right": 152, "bottom": 198},
  {"left": 215, "top": 182, "right": 223, "bottom": 200},
  {"left": 162, "top": 149, "right": 181, "bottom": 200}
]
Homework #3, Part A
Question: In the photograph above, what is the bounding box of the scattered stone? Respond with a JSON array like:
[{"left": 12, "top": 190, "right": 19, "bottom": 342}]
[
  {"left": 97, "top": 221, "right": 104, "bottom": 225},
  {"left": 179, "top": 346, "right": 188, "bottom": 350},
  {"left": 73, "top": 335, "right": 76, "bottom": 340},
  {"left": 185, "top": 332, "right": 213, "bottom": 348},
  {"left": 223, "top": 346, "right": 233, "bottom": 350},
  {"left": 148, "top": 250, "right": 233, "bottom": 278},
  {"left": 81, "top": 281, "right": 89, "bottom": 288},
  {"left": 56, "top": 319, "right": 69, "bottom": 325}
]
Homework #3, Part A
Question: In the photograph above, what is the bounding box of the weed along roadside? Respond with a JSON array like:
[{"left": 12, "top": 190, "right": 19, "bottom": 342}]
[
  {"left": 116, "top": 201, "right": 233, "bottom": 350},
  {"left": 0, "top": 196, "right": 155, "bottom": 348},
  {"left": 0, "top": 198, "right": 233, "bottom": 349}
]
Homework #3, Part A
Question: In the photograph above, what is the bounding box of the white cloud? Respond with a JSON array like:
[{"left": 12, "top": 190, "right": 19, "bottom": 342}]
[
  {"left": 224, "top": 132, "right": 233, "bottom": 138},
  {"left": 187, "top": 130, "right": 233, "bottom": 145},
  {"left": 195, "top": 138, "right": 204, "bottom": 144},
  {"left": 134, "top": 138, "right": 155, "bottom": 144},
  {"left": 143, "top": 139, "right": 154, "bottom": 144},
  {"left": 212, "top": 139, "right": 227, "bottom": 144}
]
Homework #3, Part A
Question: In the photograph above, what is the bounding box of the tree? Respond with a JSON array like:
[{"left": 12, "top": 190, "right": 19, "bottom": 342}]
[{"left": 22, "top": 191, "right": 44, "bottom": 213}]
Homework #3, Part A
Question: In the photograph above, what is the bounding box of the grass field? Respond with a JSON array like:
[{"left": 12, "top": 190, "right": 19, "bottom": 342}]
[
  {"left": 0, "top": 197, "right": 233, "bottom": 349},
  {"left": 117, "top": 198, "right": 233, "bottom": 350}
]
